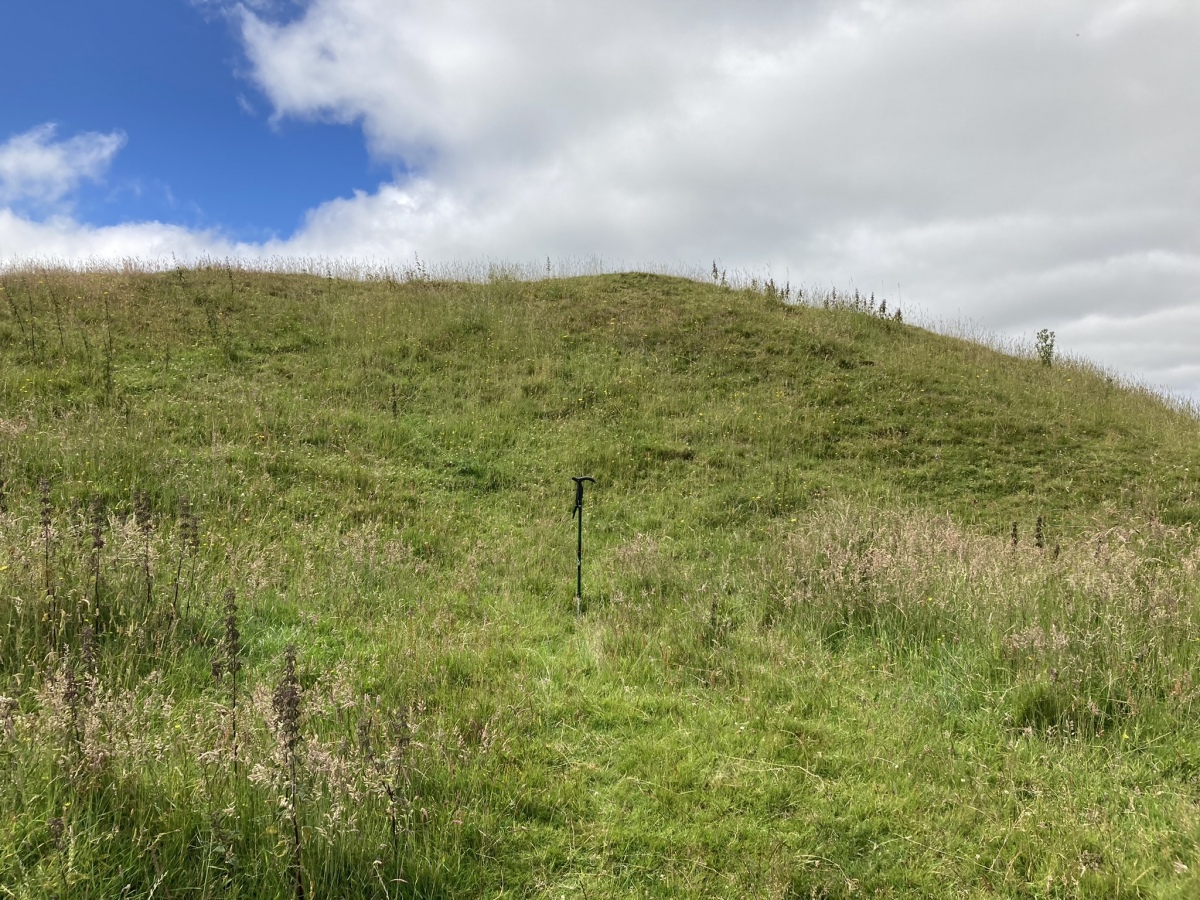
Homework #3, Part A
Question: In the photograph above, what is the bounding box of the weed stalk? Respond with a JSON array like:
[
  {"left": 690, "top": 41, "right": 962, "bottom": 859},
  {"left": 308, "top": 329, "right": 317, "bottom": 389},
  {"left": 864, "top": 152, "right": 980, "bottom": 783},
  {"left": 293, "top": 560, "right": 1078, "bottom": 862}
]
[
  {"left": 274, "top": 645, "right": 306, "bottom": 900},
  {"left": 90, "top": 498, "right": 105, "bottom": 632},
  {"left": 212, "top": 588, "right": 242, "bottom": 776},
  {"left": 40, "top": 479, "right": 57, "bottom": 650}
]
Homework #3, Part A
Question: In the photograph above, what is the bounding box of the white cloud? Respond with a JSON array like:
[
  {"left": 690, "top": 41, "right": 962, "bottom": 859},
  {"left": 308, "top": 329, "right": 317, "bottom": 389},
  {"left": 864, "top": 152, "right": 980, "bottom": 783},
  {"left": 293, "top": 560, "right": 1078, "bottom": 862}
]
[
  {"left": 0, "top": 208, "right": 242, "bottom": 262},
  {"left": 0, "top": 124, "right": 237, "bottom": 263},
  {"left": 0, "top": 124, "right": 126, "bottom": 210},
  {"left": 231, "top": 0, "right": 1200, "bottom": 396},
  {"left": 3, "top": 1, "right": 1199, "bottom": 399}
]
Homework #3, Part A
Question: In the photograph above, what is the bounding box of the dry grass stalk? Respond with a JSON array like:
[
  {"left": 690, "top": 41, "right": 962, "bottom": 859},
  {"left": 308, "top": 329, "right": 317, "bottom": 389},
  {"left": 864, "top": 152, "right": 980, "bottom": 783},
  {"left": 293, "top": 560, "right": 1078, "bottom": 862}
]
[
  {"left": 172, "top": 495, "right": 199, "bottom": 620},
  {"left": 89, "top": 497, "right": 105, "bottom": 632},
  {"left": 782, "top": 503, "right": 1200, "bottom": 729},
  {"left": 133, "top": 490, "right": 154, "bottom": 612},
  {"left": 273, "top": 645, "right": 306, "bottom": 900},
  {"left": 40, "top": 478, "right": 57, "bottom": 649},
  {"left": 211, "top": 588, "right": 242, "bottom": 776}
]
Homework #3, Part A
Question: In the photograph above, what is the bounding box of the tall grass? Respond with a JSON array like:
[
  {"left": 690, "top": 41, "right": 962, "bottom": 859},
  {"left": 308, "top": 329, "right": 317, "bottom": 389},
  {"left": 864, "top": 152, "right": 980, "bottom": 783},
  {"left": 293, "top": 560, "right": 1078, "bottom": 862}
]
[
  {"left": 0, "top": 481, "right": 508, "bottom": 897},
  {"left": 2, "top": 267, "right": 1200, "bottom": 896},
  {"left": 780, "top": 504, "right": 1200, "bottom": 733}
]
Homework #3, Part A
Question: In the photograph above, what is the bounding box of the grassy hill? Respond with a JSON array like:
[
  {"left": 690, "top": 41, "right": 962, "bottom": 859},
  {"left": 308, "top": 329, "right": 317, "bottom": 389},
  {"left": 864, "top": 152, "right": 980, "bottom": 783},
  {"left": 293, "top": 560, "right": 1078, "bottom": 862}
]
[{"left": 2, "top": 267, "right": 1199, "bottom": 897}]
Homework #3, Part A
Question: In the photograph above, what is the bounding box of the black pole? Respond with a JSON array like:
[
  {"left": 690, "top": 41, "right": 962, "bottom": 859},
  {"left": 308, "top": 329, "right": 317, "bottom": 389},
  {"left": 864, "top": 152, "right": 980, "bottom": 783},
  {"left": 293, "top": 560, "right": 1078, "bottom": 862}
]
[{"left": 572, "top": 476, "right": 595, "bottom": 613}]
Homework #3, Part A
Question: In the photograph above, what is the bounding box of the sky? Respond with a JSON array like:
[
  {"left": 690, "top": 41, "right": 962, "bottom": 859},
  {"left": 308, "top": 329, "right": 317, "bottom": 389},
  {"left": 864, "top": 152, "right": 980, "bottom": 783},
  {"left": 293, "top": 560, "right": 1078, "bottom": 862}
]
[{"left": 2, "top": 0, "right": 1197, "bottom": 399}]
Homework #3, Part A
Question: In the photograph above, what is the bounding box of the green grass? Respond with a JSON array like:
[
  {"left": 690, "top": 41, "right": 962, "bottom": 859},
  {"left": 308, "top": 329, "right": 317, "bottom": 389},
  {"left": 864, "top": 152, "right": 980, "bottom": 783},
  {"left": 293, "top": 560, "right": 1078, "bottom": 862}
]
[{"left": 2, "top": 265, "right": 1200, "bottom": 897}]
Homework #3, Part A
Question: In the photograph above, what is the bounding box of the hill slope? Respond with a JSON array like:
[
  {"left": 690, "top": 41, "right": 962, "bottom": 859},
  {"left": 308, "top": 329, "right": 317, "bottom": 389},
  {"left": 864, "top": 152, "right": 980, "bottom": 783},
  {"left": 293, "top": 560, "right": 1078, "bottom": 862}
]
[{"left": 2, "top": 269, "right": 1199, "bottom": 897}]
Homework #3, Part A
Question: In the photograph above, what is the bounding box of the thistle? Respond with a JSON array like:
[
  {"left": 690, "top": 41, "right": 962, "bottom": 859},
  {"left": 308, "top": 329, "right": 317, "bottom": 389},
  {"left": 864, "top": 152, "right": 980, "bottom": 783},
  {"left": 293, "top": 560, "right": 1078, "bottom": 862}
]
[{"left": 1035, "top": 329, "right": 1055, "bottom": 367}]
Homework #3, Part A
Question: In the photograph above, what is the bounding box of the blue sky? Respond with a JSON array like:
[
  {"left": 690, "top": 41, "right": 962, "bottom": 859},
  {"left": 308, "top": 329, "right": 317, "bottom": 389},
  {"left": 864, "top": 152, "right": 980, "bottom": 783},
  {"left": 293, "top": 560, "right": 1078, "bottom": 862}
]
[
  {"left": 1, "top": 1, "right": 1198, "bottom": 398},
  {"left": 1, "top": 0, "right": 372, "bottom": 240}
]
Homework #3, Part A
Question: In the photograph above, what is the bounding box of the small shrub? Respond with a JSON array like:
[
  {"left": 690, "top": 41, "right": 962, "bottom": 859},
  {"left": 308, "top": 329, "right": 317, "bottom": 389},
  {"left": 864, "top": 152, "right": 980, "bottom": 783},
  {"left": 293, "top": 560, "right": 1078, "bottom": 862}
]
[{"left": 1035, "top": 328, "right": 1055, "bottom": 367}]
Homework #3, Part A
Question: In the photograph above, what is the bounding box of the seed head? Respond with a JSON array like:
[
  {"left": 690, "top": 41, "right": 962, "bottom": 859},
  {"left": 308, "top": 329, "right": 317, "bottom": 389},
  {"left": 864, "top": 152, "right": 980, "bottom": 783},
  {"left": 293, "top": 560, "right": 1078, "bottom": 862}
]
[
  {"left": 80, "top": 625, "right": 98, "bottom": 676},
  {"left": 273, "top": 645, "right": 303, "bottom": 754},
  {"left": 90, "top": 498, "right": 106, "bottom": 552},
  {"left": 222, "top": 589, "right": 241, "bottom": 677},
  {"left": 39, "top": 478, "right": 51, "bottom": 530},
  {"left": 179, "top": 495, "right": 200, "bottom": 552},
  {"left": 133, "top": 490, "right": 152, "bottom": 535}
]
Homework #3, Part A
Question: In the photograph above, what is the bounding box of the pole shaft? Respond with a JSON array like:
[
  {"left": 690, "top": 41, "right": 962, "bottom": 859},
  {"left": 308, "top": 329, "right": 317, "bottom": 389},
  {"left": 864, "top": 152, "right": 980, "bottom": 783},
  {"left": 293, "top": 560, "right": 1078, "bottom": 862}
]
[
  {"left": 576, "top": 503, "right": 584, "bottom": 600},
  {"left": 571, "top": 476, "right": 593, "bottom": 611}
]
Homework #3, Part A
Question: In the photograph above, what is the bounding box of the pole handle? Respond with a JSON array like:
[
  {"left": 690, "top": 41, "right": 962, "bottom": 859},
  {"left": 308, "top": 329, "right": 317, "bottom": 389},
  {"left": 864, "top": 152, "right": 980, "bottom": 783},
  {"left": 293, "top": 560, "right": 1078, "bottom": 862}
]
[{"left": 572, "top": 476, "right": 595, "bottom": 516}]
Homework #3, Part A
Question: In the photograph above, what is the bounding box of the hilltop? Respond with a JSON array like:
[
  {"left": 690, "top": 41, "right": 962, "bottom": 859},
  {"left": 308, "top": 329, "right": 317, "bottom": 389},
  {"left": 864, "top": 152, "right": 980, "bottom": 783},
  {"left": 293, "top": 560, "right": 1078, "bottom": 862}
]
[{"left": 2, "top": 268, "right": 1199, "bottom": 897}]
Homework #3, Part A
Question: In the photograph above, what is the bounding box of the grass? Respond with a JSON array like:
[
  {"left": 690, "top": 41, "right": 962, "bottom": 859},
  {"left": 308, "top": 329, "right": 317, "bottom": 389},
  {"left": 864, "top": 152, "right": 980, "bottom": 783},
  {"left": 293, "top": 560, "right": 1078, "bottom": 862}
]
[{"left": 1, "top": 265, "right": 1200, "bottom": 897}]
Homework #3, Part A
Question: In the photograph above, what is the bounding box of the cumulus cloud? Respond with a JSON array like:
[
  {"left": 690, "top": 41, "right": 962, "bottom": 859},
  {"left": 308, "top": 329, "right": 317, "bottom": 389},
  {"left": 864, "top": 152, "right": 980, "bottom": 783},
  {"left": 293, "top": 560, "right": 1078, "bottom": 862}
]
[
  {"left": 0, "top": 123, "right": 255, "bottom": 262},
  {"left": 0, "top": 124, "right": 236, "bottom": 264},
  {"left": 0, "top": 124, "right": 126, "bottom": 210},
  {"left": 232, "top": 0, "right": 1200, "bottom": 396},
  {"left": 3, "top": 1, "right": 1198, "bottom": 397},
  {"left": 0, "top": 208, "right": 243, "bottom": 262}
]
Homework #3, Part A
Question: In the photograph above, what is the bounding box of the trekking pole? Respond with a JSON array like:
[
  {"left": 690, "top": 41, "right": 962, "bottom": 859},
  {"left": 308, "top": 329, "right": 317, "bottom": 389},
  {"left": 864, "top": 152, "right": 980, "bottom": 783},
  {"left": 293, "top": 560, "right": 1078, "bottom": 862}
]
[{"left": 572, "top": 476, "right": 595, "bottom": 615}]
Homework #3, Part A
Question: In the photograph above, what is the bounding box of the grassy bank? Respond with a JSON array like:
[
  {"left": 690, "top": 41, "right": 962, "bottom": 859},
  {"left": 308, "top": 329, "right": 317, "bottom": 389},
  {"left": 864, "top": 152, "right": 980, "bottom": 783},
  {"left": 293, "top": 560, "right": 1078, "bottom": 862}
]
[{"left": 2, "top": 267, "right": 1199, "bottom": 897}]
